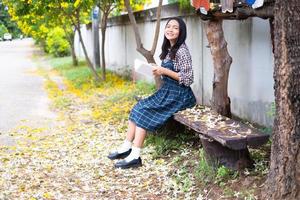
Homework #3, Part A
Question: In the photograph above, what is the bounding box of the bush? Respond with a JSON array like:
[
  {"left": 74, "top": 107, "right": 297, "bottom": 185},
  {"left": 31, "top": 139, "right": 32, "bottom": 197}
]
[
  {"left": 46, "top": 27, "right": 70, "bottom": 57},
  {"left": 0, "top": 24, "right": 8, "bottom": 38}
]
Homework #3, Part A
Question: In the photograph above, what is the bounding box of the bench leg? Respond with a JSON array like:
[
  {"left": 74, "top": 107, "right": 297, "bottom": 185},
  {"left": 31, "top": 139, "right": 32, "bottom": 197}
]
[{"left": 200, "top": 137, "right": 254, "bottom": 170}]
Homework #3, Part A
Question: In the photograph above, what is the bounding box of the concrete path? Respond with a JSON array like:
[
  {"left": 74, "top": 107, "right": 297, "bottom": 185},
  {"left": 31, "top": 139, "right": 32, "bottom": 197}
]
[{"left": 0, "top": 39, "right": 55, "bottom": 145}]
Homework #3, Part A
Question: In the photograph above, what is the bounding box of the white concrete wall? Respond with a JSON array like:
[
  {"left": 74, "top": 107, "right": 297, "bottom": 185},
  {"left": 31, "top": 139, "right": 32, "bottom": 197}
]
[
  {"left": 75, "top": 8, "right": 275, "bottom": 127},
  {"left": 74, "top": 25, "right": 93, "bottom": 59}
]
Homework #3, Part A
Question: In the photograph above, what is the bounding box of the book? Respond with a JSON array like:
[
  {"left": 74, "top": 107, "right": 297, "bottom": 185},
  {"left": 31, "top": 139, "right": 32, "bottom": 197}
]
[{"left": 134, "top": 59, "right": 153, "bottom": 77}]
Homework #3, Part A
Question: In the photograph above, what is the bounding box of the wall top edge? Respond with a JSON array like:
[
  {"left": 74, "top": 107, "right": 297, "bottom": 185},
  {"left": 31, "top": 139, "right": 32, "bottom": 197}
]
[{"left": 107, "top": 3, "right": 196, "bottom": 27}]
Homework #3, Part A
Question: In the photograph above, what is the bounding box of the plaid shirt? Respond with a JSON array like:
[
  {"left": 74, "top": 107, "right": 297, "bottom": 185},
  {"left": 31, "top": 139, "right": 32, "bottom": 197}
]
[{"left": 165, "top": 43, "right": 194, "bottom": 87}]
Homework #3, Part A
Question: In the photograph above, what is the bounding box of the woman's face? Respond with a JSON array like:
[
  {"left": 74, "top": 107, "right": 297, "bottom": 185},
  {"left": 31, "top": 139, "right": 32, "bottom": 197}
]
[{"left": 164, "top": 19, "right": 180, "bottom": 44}]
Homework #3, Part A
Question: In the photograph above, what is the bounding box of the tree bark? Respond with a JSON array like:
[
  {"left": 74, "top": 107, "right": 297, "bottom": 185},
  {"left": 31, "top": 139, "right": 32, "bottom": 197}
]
[
  {"left": 265, "top": 1, "right": 300, "bottom": 199},
  {"left": 204, "top": 20, "right": 232, "bottom": 117},
  {"left": 62, "top": 25, "right": 78, "bottom": 66},
  {"left": 124, "top": 0, "right": 163, "bottom": 89},
  {"left": 70, "top": 42, "right": 78, "bottom": 66},
  {"left": 69, "top": 31, "right": 78, "bottom": 66},
  {"left": 101, "top": 10, "right": 108, "bottom": 81},
  {"left": 99, "top": 2, "right": 117, "bottom": 81},
  {"left": 269, "top": 18, "right": 275, "bottom": 55}
]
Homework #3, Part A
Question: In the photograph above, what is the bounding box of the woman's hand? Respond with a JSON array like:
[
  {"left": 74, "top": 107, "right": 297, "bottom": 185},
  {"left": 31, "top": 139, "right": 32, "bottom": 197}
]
[
  {"left": 150, "top": 63, "right": 179, "bottom": 81},
  {"left": 151, "top": 64, "right": 165, "bottom": 76}
]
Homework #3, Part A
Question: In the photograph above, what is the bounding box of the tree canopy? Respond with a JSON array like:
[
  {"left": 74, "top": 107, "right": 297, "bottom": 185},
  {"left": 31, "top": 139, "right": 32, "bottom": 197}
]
[{"left": 0, "top": 1, "right": 21, "bottom": 38}]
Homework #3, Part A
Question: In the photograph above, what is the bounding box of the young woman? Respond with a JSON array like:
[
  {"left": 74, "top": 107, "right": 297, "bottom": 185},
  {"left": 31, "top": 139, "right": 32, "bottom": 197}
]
[{"left": 108, "top": 17, "right": 196, "bottom": 169}]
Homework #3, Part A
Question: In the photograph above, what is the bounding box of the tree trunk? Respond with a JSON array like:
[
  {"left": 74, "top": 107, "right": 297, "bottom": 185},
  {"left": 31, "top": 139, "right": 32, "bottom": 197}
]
[
  {"left": 101, "top": 11, "right": 108, "bottom": 81},
  {"left": 69, "top": 31, "right": 78, "bottom": 66},
  {"left": 204, "top": 20, "right": 232, "bottom": 117},
  {"left": 265, "top": 1, "right": 300, "bottom": 199},
  {"left": 269, "top": 18, "right": 275, "bottom": 55},
  {"left": 70, "top": 41, "right": 78, "bottom": 66},
  {"left": 63, "top": 26, "right": 78, "bottom": 66},
  {"left": 63, "top": 25, "right": 78, "bottom": 66}
]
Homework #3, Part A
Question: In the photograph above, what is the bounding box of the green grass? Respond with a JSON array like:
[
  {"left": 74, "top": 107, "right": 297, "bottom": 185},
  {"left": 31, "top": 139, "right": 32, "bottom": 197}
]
[
  {"left": 145, "top": 134, "right": 183, "bottom": 158},
  {"left": 195, "top": 149, "right": 238, "bottom": 185},
  {"left": 48, "top": 56, "right": 85, "bottom": 70},
  {"left": 195, "top": 149, "right": 216, "bottom": 184},
  {"left": 135, "top": 81, "right": 156, "bottom": 95},
  {"left": 145, "top": 129, "right": 198, "bottom": 159},
  {"left": 63, "top": 67, "right": 94, "bottom": 88},
  {"left": 175, "top": 167, "right": 193, "bottom": 192},
  {"left": 259, "top": 127, "right": 273, "bottom": 135},
  {"left": 49, "top": 56, "right": 95, "bottom": 88}
]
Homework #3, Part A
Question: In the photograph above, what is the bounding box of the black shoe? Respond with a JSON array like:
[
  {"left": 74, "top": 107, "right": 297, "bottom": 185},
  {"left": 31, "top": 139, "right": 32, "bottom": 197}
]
[
  {"left": 107, "top": 149, "right": 132, "bottom": 160},
  {"left": 115, "top": 157, "right": 142, "bottom": 169}
]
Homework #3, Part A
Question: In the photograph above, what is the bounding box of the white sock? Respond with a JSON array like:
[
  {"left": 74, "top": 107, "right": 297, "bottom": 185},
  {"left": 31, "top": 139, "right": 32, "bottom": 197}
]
[
  {"left": 125, "top": 146, "right": 141, "bottom": 162},
  {"left": 117, "top": 139, "right": 132, "bottom": 153}
]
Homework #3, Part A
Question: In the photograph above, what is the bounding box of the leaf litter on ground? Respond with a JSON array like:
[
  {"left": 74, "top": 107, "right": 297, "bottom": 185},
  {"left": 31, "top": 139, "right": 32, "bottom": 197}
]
[
  {"left": 0, "top": 56, "right": 268, "bottom": 200},
  {"left": 0, "top": 59, "right": 196, "bottom": 200}
]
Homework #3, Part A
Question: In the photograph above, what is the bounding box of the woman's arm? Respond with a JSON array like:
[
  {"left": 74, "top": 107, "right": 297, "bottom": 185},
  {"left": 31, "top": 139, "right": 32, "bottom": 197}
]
[
  {"left": 152, "top": 65, "right": 179, "bottom": 81},
  {"left": 151, "top": 44, "right": 194, "bottom": 86},
  {"left": 175, "top": 46, "right": 194, "bottom": 86}
]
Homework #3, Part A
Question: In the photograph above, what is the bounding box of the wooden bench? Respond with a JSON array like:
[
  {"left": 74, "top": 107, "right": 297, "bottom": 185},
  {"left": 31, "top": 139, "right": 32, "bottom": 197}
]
[{"left": 173, "top": 105, "right": 270, "bottom": 170}]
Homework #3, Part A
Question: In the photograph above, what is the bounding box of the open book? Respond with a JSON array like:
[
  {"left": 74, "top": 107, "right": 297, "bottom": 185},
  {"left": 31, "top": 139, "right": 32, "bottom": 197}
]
[{"left": 134, "top": 59, "right": 153, "bottom": 77}]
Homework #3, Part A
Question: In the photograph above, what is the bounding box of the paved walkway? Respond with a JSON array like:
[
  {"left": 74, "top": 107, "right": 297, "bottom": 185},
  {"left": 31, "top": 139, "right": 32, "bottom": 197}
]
[{"left": 0, "top": 39, "right": 55, "bottom": 145}]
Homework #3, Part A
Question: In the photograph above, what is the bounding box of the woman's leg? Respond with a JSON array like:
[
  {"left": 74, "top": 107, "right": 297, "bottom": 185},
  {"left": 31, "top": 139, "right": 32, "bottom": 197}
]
[
  {"left": 126, "top": 120, "right": 136, "bottom": 142},
  {"left": 115, "top": 120, "right": 136, "bottom": 153},
  {"left": 108, "top": 120, "right": 136, "bottom": 158},
  {"left": 124, "top": 126, "right": 146, "bottom": 162},
  {"left": 115, "top": 126, "right": 146, "bottom": 168},
  {"left": 132, "top": 126, "right": 147, "bottom": 148}
]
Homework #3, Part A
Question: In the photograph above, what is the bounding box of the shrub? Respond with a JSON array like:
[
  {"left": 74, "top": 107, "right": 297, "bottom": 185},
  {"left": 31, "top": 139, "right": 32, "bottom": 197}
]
[
  {"left": 0, "top": 24, "right": 8, "bottom": 38},
  {"left": 46, "top": 27, "right": 70, "bottom": 57}
]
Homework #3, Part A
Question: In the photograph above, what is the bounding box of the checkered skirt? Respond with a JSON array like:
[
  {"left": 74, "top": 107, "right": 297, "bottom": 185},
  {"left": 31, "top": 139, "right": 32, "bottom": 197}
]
[{"left": 129, "top": 60, "right": 196, "bottom": 132}]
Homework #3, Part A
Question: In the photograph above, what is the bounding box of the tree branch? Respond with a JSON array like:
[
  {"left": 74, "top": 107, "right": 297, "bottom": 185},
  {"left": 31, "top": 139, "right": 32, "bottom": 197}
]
[
  {"left": 150, "top": 0, "right": 163, "bottom": 55},
  {"left": 124, "top": 0, "right": 143, "bottom": 50}
]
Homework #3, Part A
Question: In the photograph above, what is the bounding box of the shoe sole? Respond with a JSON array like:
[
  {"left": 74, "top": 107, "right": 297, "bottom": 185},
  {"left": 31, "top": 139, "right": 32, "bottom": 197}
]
[
  {"left": 115, "top": 163, "right": 142, "bottom": 169},
  {"left": 107, "top": 150, "right": 132, "bottom": 160},
  {"left": 107, "top": 154, "right": 129, "bottom": 160}
]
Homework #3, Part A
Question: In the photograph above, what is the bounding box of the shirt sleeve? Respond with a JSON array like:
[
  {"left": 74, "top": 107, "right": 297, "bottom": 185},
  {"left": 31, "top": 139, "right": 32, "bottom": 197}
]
[{"left": 175, "top": 47, "right": 194, "bottom": 87}]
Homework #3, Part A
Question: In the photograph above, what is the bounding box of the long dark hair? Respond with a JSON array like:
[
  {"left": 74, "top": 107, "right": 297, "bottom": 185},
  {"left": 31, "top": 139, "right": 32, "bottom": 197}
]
[{"left": 159, "top": 17, "right": 187, "bottom": 60}]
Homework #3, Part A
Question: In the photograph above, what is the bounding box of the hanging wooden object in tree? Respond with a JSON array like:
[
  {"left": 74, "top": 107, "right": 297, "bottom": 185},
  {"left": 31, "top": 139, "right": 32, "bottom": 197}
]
[
  {"left": 252, "top": 0, "right": 264, "bottom": 9},
  {"left": 246, "top": 0, "right": 255, "bottom": 6},
  {"left": 221, "top": 0, "right": 234, "bottom": 13},
  {"left": 191, "top": 0, "right": 274, "bottom": 20}
]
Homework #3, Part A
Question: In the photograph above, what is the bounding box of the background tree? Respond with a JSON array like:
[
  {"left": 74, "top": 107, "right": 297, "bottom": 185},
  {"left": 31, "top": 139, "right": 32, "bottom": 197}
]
[
  {"left": 50, "top": 0, "right": 100, "bottom": 81},
  {"left": 3, "top": 0, "right": 50, "bottom": 46},
  {"left": 45, "top": 2, "right": 79, "bottom": 66},
  {"left": 0, "top": 24, "right": 8, "bottom": 38},
  {"left": 265, "top": 0, "right": 300, "bottom": 199},
  {"left": 168, "top": 0, "right": 193, "bottom": 10},
  {"left": 124, "top": 0, "right": 163, "bottom": 88},
  {"left": 0, "top": 1, "right": 21, "bottom": 38},
  {"left": 3, "top": 0, "right": 100, "bottom": 81},
  {"left": 66, "top": 0, "right": 101, "bottom": 81},
  {"left": 97, "top": 0, "right": 149, "bottom": 81},
  {"left": 97, "top": 0, "right": 118, "bottom": 81}
]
